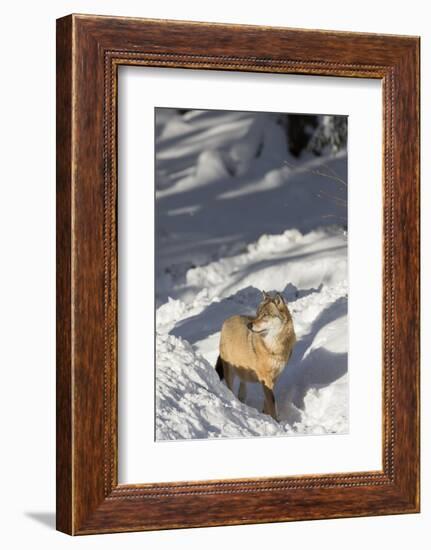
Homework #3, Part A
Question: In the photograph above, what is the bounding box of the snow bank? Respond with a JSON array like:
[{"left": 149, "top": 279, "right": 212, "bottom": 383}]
[
  {"left": 156, "top": 332, "right": 288, "bottom": 440},
  {"left": 156, "top": 228, "right": 348, "bottom": 440}
]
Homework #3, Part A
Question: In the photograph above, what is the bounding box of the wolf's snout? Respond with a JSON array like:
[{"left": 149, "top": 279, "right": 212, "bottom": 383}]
[{"left": 247, "top": 322, "right": 253, "bottom": 331}]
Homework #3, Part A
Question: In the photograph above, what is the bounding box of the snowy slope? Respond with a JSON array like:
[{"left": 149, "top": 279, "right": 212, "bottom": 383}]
[
  {"left": 155, "top": 109, "right": 348, "bottom": 440},
  {"left": 156, "top": 227, "right": 348, "bottom": 440},
  {"left": 155, "top": 109, "right": 347, "bottom": 307},
  {"left": 156, "top": 333, "right": 288, "bottom": 440}
]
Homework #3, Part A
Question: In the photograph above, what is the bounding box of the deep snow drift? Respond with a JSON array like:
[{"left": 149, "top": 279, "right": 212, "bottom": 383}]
[{"left": 155, "top": 109, "right": 348, "bottom": 441}]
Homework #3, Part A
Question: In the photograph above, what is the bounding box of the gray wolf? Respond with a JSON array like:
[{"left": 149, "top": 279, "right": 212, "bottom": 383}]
[{"left": 215, "top": 291, "right": 296, "bottom": 420}]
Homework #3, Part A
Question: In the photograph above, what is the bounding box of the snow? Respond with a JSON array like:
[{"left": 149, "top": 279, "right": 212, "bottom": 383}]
[
  {"left": 155, "top": 108, "right": 348, "bottom": 441},
  {"left": 156, "top": 333, "right": 287, "bottom": 440}
]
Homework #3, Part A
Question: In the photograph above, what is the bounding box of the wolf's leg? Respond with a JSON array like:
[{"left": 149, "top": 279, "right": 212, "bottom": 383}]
[
  {"left": 262, "top": 384, "right": 277, "bottom": 421},
  {"left": 238, "top": 381, "right": 247, "bottom": 403},
  {"left": 224, "top": 364, "right": 235, "bottom": 392}
]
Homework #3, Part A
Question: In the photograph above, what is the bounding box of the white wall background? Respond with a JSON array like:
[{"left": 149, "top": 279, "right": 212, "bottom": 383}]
[{"left": 0, "top": 1, "right": 427, "bottom": 548}]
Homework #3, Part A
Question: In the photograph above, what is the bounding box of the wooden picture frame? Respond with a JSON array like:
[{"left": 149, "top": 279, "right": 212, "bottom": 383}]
[{"left": 56, "top": 14, "right": 420, "bottom": 535}]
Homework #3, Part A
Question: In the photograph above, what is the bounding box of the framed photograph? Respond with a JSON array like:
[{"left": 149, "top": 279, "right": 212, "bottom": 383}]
[{"left": 56, "top": 14, "right": 420, "bottom": 535}]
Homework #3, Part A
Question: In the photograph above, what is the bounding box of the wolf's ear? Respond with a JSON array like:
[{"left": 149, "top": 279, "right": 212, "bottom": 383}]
[
  {"left": 274, "top": 293, "right": 285, "bottom": 307},
  {"left": 262, "top": 290, "right": 270, "bottom": 300}
]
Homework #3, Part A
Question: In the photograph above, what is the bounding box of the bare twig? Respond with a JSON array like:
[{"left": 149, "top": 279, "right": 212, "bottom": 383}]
[
  {"left": 283, "top": 159, "right": 347, "bottom": 188},
  {"left": 316, "top": 189, "right": 347, "bottom": 207}
]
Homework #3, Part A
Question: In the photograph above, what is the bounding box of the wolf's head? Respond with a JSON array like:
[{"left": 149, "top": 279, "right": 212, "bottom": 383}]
[{"left": 247, "top": 291, "right": 291, "bottom": 335}]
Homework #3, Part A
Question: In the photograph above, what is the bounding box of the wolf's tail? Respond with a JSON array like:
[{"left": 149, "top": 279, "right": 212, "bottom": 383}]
[{"left": 215, "top": 355, "right": 224, "bottom": 380}]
